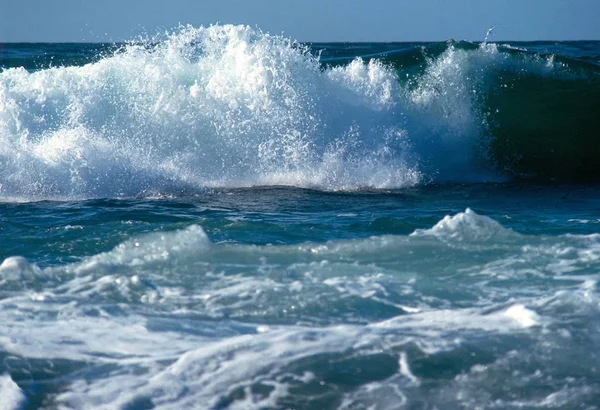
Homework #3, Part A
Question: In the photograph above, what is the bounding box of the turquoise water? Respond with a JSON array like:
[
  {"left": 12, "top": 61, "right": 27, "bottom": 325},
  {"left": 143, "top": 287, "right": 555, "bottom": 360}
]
[{"left": 1, "top": 25, "right": 600, "bottom": 409}]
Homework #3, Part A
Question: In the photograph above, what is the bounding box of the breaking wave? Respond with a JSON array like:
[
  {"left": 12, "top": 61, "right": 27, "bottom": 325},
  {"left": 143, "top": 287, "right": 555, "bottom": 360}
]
[{"left": 1, "top": 25, "right": 599, "bottom": 201}]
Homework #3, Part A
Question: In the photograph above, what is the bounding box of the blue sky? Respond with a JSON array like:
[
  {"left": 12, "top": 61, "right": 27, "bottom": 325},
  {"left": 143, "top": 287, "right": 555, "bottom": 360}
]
[{"left": 1, "top": 0, "right": 599, "bottom": 42}]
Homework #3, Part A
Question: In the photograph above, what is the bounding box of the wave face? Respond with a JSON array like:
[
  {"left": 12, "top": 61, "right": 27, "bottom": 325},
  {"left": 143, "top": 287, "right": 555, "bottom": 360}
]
[
  {"left": 368, "top": 40, "right": 600, "bottom": 182},
  {"left": 1, "top": 27, "right": 600, "bottom": 200}
]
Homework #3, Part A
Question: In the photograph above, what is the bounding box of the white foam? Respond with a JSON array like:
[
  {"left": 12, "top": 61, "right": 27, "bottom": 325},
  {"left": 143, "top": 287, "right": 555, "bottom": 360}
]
[
  {"left": 0, "top": 374, "right": 25, "bottom": 410},
  {"left": 411, "top": 208, "right": 516, "bottom": 243},
  {"left": 502, "top": 304, "right": 540, "bottom": 328},
  {"left": 374, "top": 304, "right": 542, "bottom": 336},
  {"left": 0, "top": 256, "right": 44, "bottom": 282},
  {"left": 398, "top": 351, "right": 419, "bottom": 384},
  {"left": 0, "top": 25, "right": 415, "bottom": 199},
  {"left": 73, "top": 224, "right": 210, "bottom": 275}
]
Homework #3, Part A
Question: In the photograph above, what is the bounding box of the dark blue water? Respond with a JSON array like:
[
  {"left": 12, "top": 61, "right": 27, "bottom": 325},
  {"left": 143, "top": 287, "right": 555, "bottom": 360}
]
[{"left": 1, "top": 25, "right": 600, "bottom": 409}]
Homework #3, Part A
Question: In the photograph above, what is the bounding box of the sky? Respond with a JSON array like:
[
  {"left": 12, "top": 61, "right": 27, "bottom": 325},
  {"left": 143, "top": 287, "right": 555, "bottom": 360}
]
[{"left": 1, "top": 0, "right": 599, "bottom": 43}]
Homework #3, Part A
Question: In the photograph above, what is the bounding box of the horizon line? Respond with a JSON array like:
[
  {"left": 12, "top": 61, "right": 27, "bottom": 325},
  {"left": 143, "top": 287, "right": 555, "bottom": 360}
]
[{"left": 2, "top": 38, "right": 600, "bottom": 45}]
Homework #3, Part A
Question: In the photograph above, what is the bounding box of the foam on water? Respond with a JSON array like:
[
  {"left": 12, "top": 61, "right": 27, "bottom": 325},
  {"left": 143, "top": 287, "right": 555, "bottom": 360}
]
[
  {"left": 0, "top": 256, "right": 44, "bottom": 282},
  {"left": 0, "top": 374, "right": 26, "bottom": 410},
  {"left": 1, "top": 209, "right": 600, "bottom": 407}
]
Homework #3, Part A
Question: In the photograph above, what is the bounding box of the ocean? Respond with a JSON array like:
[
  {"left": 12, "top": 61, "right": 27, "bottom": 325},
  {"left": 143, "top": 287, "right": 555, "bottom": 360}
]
[{"left": 1, "top": 24, "right": 600, "bottom": 409}]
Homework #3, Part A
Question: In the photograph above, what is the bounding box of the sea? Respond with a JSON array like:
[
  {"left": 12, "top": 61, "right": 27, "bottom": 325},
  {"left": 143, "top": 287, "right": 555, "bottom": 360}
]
[{"left": 1, "top": 24, "right": 600, "bottom": 409}]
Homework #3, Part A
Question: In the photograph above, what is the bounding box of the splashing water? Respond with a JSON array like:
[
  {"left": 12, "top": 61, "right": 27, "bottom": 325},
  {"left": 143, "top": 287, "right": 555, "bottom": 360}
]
[{"left": 0, "top": 25, "right": 504, "bottom": 200}]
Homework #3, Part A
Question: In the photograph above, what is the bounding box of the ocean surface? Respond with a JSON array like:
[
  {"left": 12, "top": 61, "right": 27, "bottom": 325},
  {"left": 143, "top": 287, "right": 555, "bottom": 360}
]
[{"left": 1, "top": 25, "right": 600, "bottom": 409}]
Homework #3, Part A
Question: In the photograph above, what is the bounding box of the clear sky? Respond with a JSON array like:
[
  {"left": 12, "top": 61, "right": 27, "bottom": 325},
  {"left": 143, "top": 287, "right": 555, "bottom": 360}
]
[{"left": 1, "top": 0, "right": 599, "bottom": 43}]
